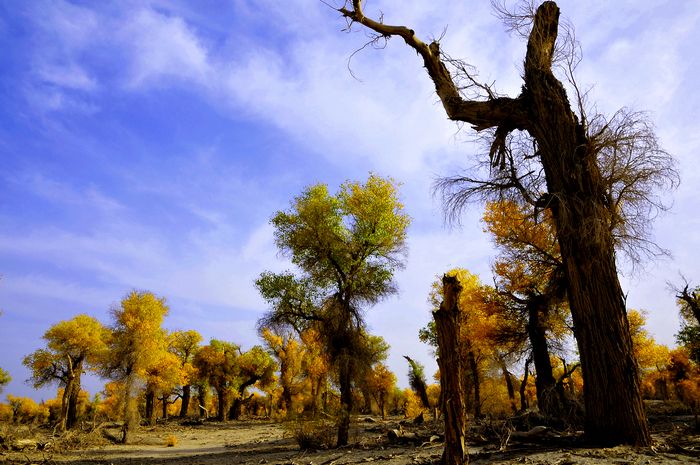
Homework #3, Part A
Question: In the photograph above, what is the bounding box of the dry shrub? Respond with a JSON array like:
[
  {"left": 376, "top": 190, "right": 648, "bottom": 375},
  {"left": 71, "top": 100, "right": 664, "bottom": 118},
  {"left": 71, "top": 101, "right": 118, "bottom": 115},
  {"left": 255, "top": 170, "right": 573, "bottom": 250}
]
[
  {"left": 164, "top": 434, "right": 177, "bottom": 447},
  {"left": 289, "top": 419, "right": 335, "bottom": 450}
]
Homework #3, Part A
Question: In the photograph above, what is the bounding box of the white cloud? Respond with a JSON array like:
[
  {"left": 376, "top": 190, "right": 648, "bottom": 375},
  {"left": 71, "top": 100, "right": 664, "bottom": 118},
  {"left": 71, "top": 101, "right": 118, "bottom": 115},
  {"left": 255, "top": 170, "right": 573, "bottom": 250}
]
[{"left": 119, "top": 9, "right": 213, "bottom": 88}]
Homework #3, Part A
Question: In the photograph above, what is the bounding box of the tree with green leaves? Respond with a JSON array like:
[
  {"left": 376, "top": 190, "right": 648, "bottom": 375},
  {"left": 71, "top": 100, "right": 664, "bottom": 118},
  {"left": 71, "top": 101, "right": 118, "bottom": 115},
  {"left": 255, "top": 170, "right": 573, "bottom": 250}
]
[
  {"left": 0, "top": 367, "right": 11, "bottom": 394},
  {"left": 257, "top": 174, "right": 410, "bottom": 446},
  {"left": 103, "top": 290, "right": 169, "bottom": 443},
  {"left": 671, "top": 279, "right": 700, "bottom": 363},
  {"left": 23, "top": 314, "right": 109, "bottom": 431},
  {"left": 404, "top": 356, "right": 430, "bottom": 412},
  {"left": 229, "top": 346, "right": 276, "bottom": 420}
]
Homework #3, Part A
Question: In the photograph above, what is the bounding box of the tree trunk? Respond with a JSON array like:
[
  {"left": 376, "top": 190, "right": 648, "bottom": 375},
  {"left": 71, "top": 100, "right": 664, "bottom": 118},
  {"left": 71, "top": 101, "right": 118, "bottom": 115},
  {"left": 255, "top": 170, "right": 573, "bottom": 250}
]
[
  {"left": 497, "top": 356, "right": 517, "bottom": 414},
  {"left": 180, "top": 385, "right": 191, "bottom": 417},
  {"left": 121, "top": 373, "right": 136, "bottom": 444},
  {"left": 66, "top": 375, "right": 81, "bottom": 429},
  {"left": 58, "top": 379, "right": 72, "bottom": 432},
  {"left": 520, "top": 357, "right": 532, "bottom": 412},
  {"left": 338, "top": 0, "right": 650, "bottom": 446},
  {"left": 434, "top": 275, "right": 468, "bottom": 465},
  {"left": 216, "top": 388, "right": 228, "bottom": 421},
  {"left": 161, "top": 394, "right": 169, "bottom": 420},
  {"left": 336, "top": 354, "right": 353, "bottom": 447},
  {"left": 519, "top": 2, "right": 651, "bottom": 445},
  {"left": 526, "top": 296, "right": 566, "bottom": 418},
  {"left": 145, "top": 389, "right": 156, "bottom": 426}
]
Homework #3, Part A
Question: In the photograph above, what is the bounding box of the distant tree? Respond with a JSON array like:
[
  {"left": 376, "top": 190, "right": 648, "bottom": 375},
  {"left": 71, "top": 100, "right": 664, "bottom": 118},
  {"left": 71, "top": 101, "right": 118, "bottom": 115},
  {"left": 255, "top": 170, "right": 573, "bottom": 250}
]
[
  {"left": 670, "top": 279, "right": 700, "bottom": 364},
  {"left": 404, "top": 356, "right": 430, "bottom": 411},
  {"left": 299, "top": 328, "right": 331, "bottom": 416},
  {"left": 143, "top": 349, "right": 182, "bottom": 424},
  {"left": 103, "top": 290, "right": 169, "bottom": 443},
  {"left": 169, "top": 330, "right": 203, "bottom": 417},
  {"left": 193, "top": 339, "right": 240, "bottom": 421},
  {"left": 260, "top": 327, "right": 307, "bottom": 416},
  {"left": 0, "top": 301, "right": 8, "bottom": 395},
  {"left": 229, "top": 346, "right": 276, "bottom": 420},
  {"left": 483, "top": 200, "right": 573, "bottom": 419},
  {"left": 422, "top": 269, "right": 503, "bottom": 418},
  {"left": 0, "top": 368, "right": 10, "bottom": 394},
  {"left": 6, "top": 395, "right": 49, "bottom": 424},
  {"left": 23, "top": 314, "right": 109, "bottom": 431},
  {"left": 364, "top": 363, "right": 396, "bottom": 419},
  {"left": 256, "top": 174, "right": 409, "bottom": 446},
  {"left": 356, "top": 334, "right": 390, "bottom": 413}
]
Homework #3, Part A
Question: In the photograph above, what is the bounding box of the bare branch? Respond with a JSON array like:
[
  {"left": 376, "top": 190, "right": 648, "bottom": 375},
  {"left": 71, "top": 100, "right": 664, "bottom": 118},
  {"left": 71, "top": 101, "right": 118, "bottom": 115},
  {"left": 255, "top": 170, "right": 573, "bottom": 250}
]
[{"left": 338, "top": 0, "right": 529, "bottom": 131}]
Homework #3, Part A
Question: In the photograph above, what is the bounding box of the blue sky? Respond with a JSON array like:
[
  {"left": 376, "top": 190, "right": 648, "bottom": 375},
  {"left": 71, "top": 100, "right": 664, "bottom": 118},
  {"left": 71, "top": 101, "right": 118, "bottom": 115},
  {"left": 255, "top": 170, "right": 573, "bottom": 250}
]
[{"left": 1, "top": 0, "right": 699, "bottom": 401}]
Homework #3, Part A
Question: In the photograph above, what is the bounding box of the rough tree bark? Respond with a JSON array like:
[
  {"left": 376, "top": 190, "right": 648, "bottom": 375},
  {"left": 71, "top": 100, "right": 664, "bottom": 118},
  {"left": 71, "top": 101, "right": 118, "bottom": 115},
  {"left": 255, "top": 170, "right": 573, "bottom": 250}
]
[
  {"left": 180, "top": 385, "right": 192, "bottom": 417},
  {"left": 434, "top": 275, "right": 468, "bottom": 465},
  {"left": 338, "top": 0, "right": 650, "bottom": 445},
  {"left": 66, "top": 375, "right": 81, "bottom": 429},
  {"left": 216, "top": 387, "right": 228, "bottom": 421},
  {"left": 145, "top": 389, "right": 156, "bottom": 426},
  {"left": 526, "top": 295, "right": 566, "bottom": 419}
]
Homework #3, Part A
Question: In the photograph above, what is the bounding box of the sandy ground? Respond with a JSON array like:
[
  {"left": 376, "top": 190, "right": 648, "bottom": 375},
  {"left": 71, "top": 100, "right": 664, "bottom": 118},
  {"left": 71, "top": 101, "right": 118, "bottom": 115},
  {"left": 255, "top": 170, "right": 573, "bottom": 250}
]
[{"left": 2, "top": 416, "right": 700, "bottom": 464}]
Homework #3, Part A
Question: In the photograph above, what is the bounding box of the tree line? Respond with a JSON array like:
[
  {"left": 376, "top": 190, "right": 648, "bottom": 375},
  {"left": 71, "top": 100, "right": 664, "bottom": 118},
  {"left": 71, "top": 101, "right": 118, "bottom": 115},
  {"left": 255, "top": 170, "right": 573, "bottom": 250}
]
[{"left": 1, "top": 175, "right": 699, "bottom": 459}]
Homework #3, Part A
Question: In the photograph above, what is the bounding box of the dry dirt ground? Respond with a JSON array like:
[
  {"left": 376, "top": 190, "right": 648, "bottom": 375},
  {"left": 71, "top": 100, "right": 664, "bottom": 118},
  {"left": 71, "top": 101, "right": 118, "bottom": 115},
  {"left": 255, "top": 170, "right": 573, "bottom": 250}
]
[{"left": 2, "top": 415, "right": 700, "bottom": 465}]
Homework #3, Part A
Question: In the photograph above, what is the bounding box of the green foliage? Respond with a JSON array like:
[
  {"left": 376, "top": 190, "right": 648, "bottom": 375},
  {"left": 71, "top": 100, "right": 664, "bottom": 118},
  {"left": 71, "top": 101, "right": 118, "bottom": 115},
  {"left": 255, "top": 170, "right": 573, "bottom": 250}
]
[
  {"left": 404, "top": 356, "right": 430, "bottom": 409},
  {"left": 193, "top": 339, "right": 240, "bottom": 394},
  {"left": 0, "top": 367, "right": 10, "bottom": 393},
  {"left": 268, "top": 174, "right": 409, "bottom": 309},
  {"left": 677, "top": 325, "right": 700, "bottom": 365},
  {"left": 258, "top": 174, "right": 409, "bottom": 445},
  {"left": 418, "top": 321, "right": 438, "bottom": 349}
]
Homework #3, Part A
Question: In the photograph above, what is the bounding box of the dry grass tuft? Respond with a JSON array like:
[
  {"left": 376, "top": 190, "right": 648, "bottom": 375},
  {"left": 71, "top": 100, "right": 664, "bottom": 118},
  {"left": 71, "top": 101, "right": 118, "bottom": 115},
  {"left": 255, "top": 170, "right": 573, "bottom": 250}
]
[
  {"left": 289, "top": 419, "right": 335, "bottom": 450},
  {"left": 164, "top": 434, "right": 178, "bottom": 447}
]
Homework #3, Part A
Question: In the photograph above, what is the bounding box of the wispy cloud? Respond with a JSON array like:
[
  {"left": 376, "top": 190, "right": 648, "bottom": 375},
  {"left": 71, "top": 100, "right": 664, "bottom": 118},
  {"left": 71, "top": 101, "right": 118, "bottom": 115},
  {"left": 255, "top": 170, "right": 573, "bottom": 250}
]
[{"left": 119, "top": 8, "right": 213, "bottom": 89}]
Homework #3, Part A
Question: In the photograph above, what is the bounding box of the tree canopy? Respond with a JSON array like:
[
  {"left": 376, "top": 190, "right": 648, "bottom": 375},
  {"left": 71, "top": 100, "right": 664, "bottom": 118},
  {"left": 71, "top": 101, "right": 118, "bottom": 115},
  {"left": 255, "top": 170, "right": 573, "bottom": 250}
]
[{"left": 257, "top": 174, "right": 410, "bottom": 446}]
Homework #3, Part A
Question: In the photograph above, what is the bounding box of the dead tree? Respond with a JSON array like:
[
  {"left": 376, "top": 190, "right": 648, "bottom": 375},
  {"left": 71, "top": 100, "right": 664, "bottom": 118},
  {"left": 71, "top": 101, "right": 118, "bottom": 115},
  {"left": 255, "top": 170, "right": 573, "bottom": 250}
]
[
  {"left": 335, "top": 0, "right": 668, "bottom": 445},
  {"left": 434, "top": 275, "right": 467, "bottom": 465}
]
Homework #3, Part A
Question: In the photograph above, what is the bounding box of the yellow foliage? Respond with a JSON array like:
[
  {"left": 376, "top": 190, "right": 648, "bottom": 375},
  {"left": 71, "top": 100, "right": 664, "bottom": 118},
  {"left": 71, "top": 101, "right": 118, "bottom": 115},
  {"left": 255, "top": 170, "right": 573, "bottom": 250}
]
[
  {"left": 100, "top": 381, "right": 126, "bottom": 420},
  {"left": 164, "top": 434, "right": 178, "bottom": 447},
  {"left": 426, "top": 383, "right": 440, "bottom": 414},
  {"left": 628, "top": 309, "right": 671, "bottom": 372},
  {"left": 402, "top": 388, "right": 422, "bottom": 418},
  {"left": 6, "top": 395, "right": 49, "bottom": 424},
  {"left": 0, "top": 402, "right": 12, "bottom": 421}
]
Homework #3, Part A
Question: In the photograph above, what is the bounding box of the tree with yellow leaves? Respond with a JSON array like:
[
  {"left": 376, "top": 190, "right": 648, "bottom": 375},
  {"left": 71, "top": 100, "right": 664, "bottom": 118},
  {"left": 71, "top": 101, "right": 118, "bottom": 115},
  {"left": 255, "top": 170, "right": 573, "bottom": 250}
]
[
  {"left": 423, "top": 269, "right": 503, "bottom": 418},
  {"left": 483, "top": 200, "right": 575, "bottom": 419},
  {"left": 364, "top": 363, "right": 397, "bottom": 419},
  {"left": 260, "top": 327, "right": 306, "bottom": 416},
  {"left": 103, "top": 290, "right": 169, "bottom": 443},
  {"left": 144, "top": 349, "right": 183, "bottom": 425},
  {"left": 169, "top": 330, "right": 203, "bottom": 417},
  {"left": 23, "top": 314, "right": 109, "bottom": 431}
]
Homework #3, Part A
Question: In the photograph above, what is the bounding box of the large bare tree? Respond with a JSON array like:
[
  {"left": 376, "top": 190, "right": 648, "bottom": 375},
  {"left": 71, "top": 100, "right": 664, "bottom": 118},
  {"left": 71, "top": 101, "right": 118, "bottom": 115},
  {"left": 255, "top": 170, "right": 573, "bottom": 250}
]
[{"left": 334, "top": 0, "right": 677, "bottom": 446}]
